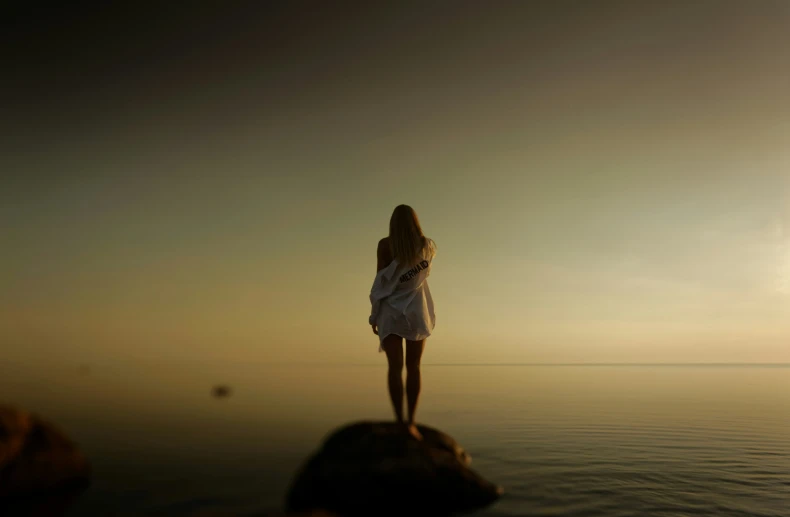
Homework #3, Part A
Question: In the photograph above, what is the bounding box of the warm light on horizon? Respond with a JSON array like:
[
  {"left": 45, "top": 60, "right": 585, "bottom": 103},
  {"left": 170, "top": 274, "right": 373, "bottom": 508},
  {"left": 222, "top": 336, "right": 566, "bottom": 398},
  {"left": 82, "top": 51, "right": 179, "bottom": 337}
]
[{"left": 3, "top": 2, "right": 790, "bottom": 367}]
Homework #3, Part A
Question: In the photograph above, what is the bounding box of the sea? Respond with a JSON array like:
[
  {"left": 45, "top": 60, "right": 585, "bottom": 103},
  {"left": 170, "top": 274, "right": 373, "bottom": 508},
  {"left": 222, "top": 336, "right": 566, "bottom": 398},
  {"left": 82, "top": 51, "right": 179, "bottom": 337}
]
[{"left": 2, "top": 361, "right": 789, "bottom": 517}]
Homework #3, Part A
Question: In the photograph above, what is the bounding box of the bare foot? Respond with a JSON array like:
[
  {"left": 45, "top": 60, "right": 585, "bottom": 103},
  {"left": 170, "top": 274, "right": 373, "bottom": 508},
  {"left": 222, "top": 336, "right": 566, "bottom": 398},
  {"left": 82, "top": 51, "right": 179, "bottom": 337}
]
[{"left": 406, "top": 423, "right": 423, "bottom": 441}]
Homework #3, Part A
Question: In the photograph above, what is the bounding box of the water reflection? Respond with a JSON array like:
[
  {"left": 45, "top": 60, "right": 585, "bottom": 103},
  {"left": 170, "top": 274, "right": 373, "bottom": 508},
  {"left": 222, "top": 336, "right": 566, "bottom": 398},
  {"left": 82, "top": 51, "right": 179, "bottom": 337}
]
[{"left": 1, "top": 361, "right": 788, "bottom": 516}]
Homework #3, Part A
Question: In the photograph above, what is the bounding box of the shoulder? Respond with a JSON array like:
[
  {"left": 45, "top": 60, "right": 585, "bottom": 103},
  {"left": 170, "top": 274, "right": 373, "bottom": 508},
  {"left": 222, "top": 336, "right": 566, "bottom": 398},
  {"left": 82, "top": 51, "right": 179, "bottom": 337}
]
[
  {"left": 377, "top": 237, "right": 392, "bottom": 257},
  {"left": 376, "top": 237, "right": 393, "bottom": 271}
]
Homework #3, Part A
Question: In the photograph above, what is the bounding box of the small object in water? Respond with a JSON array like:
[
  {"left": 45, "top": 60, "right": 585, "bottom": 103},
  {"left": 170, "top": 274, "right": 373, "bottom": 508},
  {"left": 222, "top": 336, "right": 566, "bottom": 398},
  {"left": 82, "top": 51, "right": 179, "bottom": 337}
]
[{"left": 212, "top": 385, "right": 232, "bottom": 398}]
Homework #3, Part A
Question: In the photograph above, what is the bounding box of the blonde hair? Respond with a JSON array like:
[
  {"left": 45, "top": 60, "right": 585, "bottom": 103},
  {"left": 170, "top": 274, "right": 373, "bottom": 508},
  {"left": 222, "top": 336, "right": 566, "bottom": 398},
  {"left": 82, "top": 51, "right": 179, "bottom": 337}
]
[{"left": 389, "top": 204, "right": 426, "bottom": 264}]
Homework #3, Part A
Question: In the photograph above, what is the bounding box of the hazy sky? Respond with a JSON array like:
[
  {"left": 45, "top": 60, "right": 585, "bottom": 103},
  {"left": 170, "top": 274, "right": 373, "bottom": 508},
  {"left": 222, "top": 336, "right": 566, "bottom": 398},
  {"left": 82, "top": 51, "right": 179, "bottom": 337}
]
[{"left": 2, "top": 1, "right": 789, "bottom": 365}]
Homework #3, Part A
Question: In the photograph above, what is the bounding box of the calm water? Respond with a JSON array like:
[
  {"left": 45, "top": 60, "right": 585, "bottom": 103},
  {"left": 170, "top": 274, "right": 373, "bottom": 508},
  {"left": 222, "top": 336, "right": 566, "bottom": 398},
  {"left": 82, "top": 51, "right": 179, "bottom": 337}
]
[{"left": 2, "top": 361, "right": 789, "bottom": 516}]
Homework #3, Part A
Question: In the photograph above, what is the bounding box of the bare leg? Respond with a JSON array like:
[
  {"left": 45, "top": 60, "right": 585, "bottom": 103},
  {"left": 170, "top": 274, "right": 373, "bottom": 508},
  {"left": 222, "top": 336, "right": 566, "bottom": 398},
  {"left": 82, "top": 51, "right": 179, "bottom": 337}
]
[
  {"left": 405, "top": 339, "right": 425, "bottom": 440},
  {"left": 381, "top": 334, "right": 404, "bottom": 423}
]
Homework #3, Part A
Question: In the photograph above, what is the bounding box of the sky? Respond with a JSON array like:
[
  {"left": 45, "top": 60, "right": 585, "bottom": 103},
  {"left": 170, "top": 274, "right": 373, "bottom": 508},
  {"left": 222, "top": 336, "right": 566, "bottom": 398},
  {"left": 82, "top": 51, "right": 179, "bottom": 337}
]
[{"left": 2, "top": 1, "right": 789, "bottom": 366}]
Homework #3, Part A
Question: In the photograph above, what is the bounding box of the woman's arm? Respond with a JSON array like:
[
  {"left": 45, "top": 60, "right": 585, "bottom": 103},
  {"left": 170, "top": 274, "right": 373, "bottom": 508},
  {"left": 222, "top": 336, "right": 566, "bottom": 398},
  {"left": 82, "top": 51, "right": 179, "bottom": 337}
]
[{"left": 371, "top": 238, "right": 392, "bottom": 332}]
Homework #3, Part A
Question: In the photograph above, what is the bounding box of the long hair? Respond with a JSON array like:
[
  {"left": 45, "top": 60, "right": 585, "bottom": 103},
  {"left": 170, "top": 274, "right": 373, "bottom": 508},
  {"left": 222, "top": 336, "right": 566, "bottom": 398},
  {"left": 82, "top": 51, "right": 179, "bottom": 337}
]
[{"left": 389, "top": 204, "right": 426, "bottom": 264}]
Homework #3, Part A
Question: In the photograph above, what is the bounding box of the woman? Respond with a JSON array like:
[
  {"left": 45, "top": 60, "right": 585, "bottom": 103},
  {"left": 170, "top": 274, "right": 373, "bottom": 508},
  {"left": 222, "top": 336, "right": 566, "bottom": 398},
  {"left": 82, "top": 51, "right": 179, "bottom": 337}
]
[{"left": 369, "top": 204, "right": 436, "bottom": 440}]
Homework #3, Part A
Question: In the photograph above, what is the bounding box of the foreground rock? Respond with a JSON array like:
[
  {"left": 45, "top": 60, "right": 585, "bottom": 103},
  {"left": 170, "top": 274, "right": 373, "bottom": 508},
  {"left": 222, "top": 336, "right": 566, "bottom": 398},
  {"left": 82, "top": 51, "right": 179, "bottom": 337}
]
[
  {"left": 286, "top": 421, "right": 503, "bottom": 516},
  {"left": 0, "top": 405, "right": 91, "bottom": 516}
]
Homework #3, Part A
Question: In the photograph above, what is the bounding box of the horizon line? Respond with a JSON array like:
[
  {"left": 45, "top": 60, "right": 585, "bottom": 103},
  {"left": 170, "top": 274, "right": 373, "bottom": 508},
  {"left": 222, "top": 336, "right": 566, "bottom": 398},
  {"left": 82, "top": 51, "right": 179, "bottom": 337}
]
[
  {"left": 419, "top": 362, "right": 790, "bottom": 367},
  {"left": 39, "top": 358, "right": 788, "bottom": 368},
  {"left": 260, "top": 361, "right": 790, "bottom": 367}
]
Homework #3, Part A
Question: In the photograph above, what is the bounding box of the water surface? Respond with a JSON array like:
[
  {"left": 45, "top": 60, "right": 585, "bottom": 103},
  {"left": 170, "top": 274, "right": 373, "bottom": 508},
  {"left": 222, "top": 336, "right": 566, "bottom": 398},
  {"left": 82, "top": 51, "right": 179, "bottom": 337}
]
[{"left": 2, "top": 361, "right": 788, "bottom": 516}]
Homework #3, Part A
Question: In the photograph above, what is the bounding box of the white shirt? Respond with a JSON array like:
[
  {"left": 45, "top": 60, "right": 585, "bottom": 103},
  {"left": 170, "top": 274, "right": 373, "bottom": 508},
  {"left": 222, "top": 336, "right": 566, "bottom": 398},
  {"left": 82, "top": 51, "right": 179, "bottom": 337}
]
[{"left": 369, "top": 239, "right": 437, "bottom": 351}]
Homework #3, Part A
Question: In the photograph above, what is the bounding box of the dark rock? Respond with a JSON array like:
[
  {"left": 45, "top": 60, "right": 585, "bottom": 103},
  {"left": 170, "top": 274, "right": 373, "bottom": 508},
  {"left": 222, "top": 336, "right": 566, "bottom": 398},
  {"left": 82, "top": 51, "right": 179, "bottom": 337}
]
[
  {"left": 0, "top": 405, "right": 91, "bottom": 516},
  {"left": 212, "top": 385, "right": 232, "bottom": 398},
  {"left": 285, "top": 421, "right": 503, "bottom": 517}
]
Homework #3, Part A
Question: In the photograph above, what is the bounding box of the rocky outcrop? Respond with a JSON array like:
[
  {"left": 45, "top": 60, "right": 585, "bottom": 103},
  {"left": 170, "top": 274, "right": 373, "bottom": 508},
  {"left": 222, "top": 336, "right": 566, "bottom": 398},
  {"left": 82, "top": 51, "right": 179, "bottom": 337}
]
[
  {"left": 0, "top": 405, "right": 91, "bottom": 515},
  {"left": 212, "top": 385, "right": 232, "bottom": 398},
  {"left": 286, "top": 421, "right": 503, "bottom": 517}
]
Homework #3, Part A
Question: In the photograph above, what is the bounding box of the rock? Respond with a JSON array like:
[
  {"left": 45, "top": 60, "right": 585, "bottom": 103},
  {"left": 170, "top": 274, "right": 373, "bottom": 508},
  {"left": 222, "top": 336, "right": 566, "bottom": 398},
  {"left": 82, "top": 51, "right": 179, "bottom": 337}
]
[
  {"left": 285, "top": 421, "right": 503, "bottom": 517},
  {"left": 0, "top": 405, "right": 91, "bottom": 515},
  {"left": 212, "top": 385, "right": 232, "bottom": 398}
]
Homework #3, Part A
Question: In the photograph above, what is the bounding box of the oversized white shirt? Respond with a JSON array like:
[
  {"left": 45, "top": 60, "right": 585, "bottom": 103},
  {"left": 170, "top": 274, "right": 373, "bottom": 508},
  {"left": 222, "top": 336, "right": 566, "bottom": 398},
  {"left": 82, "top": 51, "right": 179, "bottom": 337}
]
[{"left": 369, "top": 239, "right": 437, "bottom": 351}]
